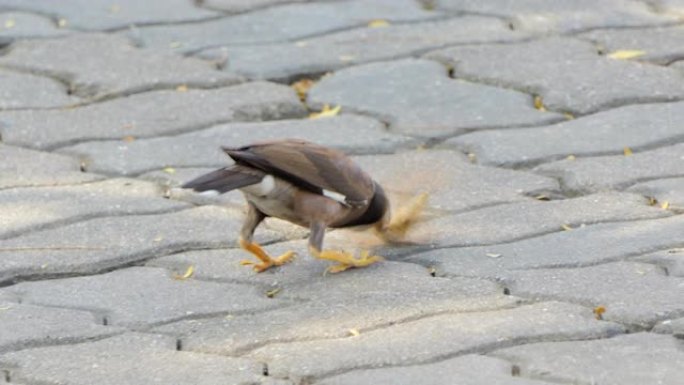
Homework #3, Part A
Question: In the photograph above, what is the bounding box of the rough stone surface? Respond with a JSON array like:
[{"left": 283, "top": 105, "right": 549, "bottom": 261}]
[
  {"left": 0, "top": 206, "right": 281, "bottom": 285},
  {"left": 408, "top": 215, "right": 684, "bottom": 279},
  {"left": 308, "top": 59, "right": 562, "bottom": 138},
  {"left": 199, "top": 0, "right": 310, "bottom": 13},
  {"left": 319, "top": 355, "right": 554, "bottom": 385},
  {"left": 0, "top": 302, "right": 122, "bottom": 354},
  {"left": 0, "top": 69, "right": 79, "bottom": 109},
  {"left": 433, "top": 0, "right": 677, "bottom": 33},
  {"left": 446, "top": 102, "right": 684, "bottom": 167},
  {"left": 1, "top": 82, "right": 304, "bottom": 150},
  {"left": 59, "top": 115, "right": 415, "bottom": 175},
  {"left": 0, "top": 34, "right": 240, "bottom": 100},
  {"left": 0, "top": 333, "right": 271, "bottom": 385},
  {"left": 0, "top": 267, "right": 283, "bottom": 327},
  {"left": 633, "top": 248, "right": 684, "bottom": 277},
  {"left": 246, "top": 302, "right": 623, "bottom": 381},
  {"left": 652, "top": 0, "right": 684, "bottom": 17},
  {"left": 129, "top": 0, "right": 438, "bottom": 53},
  {"left": 0, "top": 12, "right": 70, "bottom": 43},
  {"left": 197, "top": 16, "right": 530, "bottom": 81},
  {"left": 505, "top": 262, "right": 684, "bottom": 328},
  {"left": 654, "top": 317, "right": 684, "bottom": 336},
  {"left": 0, "top": 0, "right": 218, "bottom": 30},
  {"left": 0, "top": 178, "right": 188, "bottom": 239},
  {"left": 0, "top": 144, "right": 101, "bottom": 189},
  {"left": 493, "top": 333, "right": 684, "bottom": 385},
  {"left": 628, "top": 177, "right": 684, "bottom": 211},
  {"left": 580, "top": 25, "right": 684, "bottom": 64},
  {"left": 426, "top": 37, "right": 684, "bottom": 114},
  {"left": 535, "top": 143, "right": 684, "bottom": 193}
]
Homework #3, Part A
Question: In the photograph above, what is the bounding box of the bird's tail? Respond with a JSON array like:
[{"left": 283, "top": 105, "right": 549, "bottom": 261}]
[{"left": 181, "top": 166, "right": 263, "bottom": 194}]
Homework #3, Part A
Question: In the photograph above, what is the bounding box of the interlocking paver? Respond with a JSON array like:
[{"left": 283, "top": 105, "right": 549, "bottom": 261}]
[
  {"left": 1, "top": 81, "right": 304, "bottom": 150},
  {"left": 0, "top": 0, "right": 218, "bottom": 30},
  {"left": 246, "top": 302, "right": 623, "bottom": 381},
  {"left": 199, "top": 0, "right": 307, "bottom": 13},
  {"left": 445, "top": 102, "right": 684, "bottom": 167},
  {"left": 505, "top": 262, "right": 684, "bottom": 328},
  {"left": 0, "top": 333, "right": 273, "bottom": 385},
  {"left": 0, "top": 34, "right": 240, "bottom": 100},
  {"left": 331, "top": 191, "right": 667, "bottom": 248},
  {"left": 0, "top": 267, "right": 283, "bottom": 327},
  {"left": 0, "top": 302, "right": 122, "bottom": 354},
  {"left": 0, "top": 12, "right": 70, "bottom": 43},
  {"left": 654, "top": 317, "right": 684, "bottom": 336},
  {"left": 580, "top": 25, "right": 684, "bottom": 64},
  {"left": 319, "top": 355, "right": 554, "bottom": 385},
  {"left": 633, "top": 248, "right": 684, "bottom": 277},
  {"left": 197, "top": 16, "right": 530, "bottom": 81},
  {"left": 432, "top": 0, "right": 677, "bottom": 33},
  {"left": 0, "top": 69, "right": 79, "bottom": 109},
  {"left": 628, "top": 177, "right": 684, "bottom": 211},
  {"left": 408, "top": 215, "right": 684, "bottom": 279},
  {"left": 0, "top": 178, "right": 188, "bottom": 239},
  {"left": 652, "top": 0, "right": 684, "bottom": 17},
  {"left": 0, "top": 144, "right": 101, "bottom": 189},
  {"left": 307, "top": 59, "right": 562, "bottom": 138},
  {"left": 426, "top": 37, "right": 684, "bottom": 114},
  {"left": 535, "top": 143, "right": 684, "bottom": 193},
  {"left": 59, "top": 115, "right": 414, "bottom": 175},
  {"left": 492, "top": 333, "right": 684, "bottom": 385},
  {"left": 0, "top": 206, "right": 280, "bottom": 285},
  {"left": 129, "top": 0, "right": 438, "bottom": 53}
]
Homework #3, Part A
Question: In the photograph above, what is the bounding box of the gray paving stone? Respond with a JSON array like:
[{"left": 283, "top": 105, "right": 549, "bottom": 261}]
[
  {"left": 0, "top": 12, "right": 70, "bottom": 43},
  {"left": 59, "top": 115, "right": 414, "bottom": 175},
  {"left": 432, "top": 0, "right": 677, "bottom": 33},
  {"left": 580, "top": 25, "right": 684, "bottom": 64},
  {"left": 0, "top": 302, "right": 122, "bottom": 354},
  {"left": 353, "top": 150, "right": 559, "bottom": 212},
  {"left": 426, "top": 37, "right": 684, "bottom": 114},
  {"left": 0, "top": 69, "right": 80, "bottom": 109},
  {"left": 0, "top": 144, "right": 101, "bottom": 189},
  {"left": 633, "top": 248, "right": 684, "bottom": 277},
  {"left": 0, "top": 34, "right": 240, "bottom": 100},
  {"left": 0, "top": 0, "right": 218, "bottom": 30},
  {"left": 408, "top": 215, "right": 684, "bottom": 279},
  {"left": 505, "top": 262, "right": 684, "bottom": 328},
  {"left": 1, "top": 81, "right": 303, "bottom": 150},
  {"left": 0, "top": 333, "right": 271, "bottom": 385},
  {"left": 654, "top": 317, "right": 684, "bottom": 336},
  {"left": 446, "top": 102, "right": 684, "bottom": 167},
  {"left": 652, "top": 0, "right": 684, "bottom": 18},
  {"left": 0, "top": 206, "right": 280, "bottom": 284},
  {"left": 320, "top": 355, "right": 554, "bottom": 385},
  {"left": 0, "top": 178, "right": 188, "bottom": 239},
  {"left": 492, "top": 333, "right": 684, "bottom": 385},
  {"left": 199, "top": 0, "right": 307, "bottom": 13},
  {"left": 535, "top": 143, "right": 684, "bottom": 193},
  {"left": 197, "top": 16, "right": 530, "bottom": 82},
  {"left": 152, "top": 259, "right": 518, "bottom": 355},
  {"left": 338, "top": 191, "right": 668, "bottom": 248},
  {"left": 130, "top": 0, "right": 438, "bottom": 53},
  {"left": 0, "top": 267, "right": 282, "bottom": 327},
  {"left": 627, "top": 177, "right": 684, "bottom": 212},
  {"left": 245, "top": 302, "right": 623, "bottom": 381},
  {"left": 308, "top": 59, "right": 562, "bottom": 138}
]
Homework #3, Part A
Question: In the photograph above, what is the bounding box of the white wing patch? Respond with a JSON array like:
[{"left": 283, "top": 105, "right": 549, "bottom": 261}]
[
  {"left": 254, "top": 174, "right": 276, "bottom": 196},
  {"left": 323, "top": 189, "right": 347, "bottom": 204},
  {"left": 198, "top": 190, "right": 220, "bottom": 197}
]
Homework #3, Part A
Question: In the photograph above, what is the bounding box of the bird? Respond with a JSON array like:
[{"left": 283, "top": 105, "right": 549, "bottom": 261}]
[{"left": 182, "top": 139, "right": 427, "bottom": 274}]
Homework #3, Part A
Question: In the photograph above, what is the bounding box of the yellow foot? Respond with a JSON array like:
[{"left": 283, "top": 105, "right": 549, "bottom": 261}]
[
  {"left": 239, "top": 238, "right": 295, "bottom": 273},
  {"left": 311, "top": 247, "right": 384, "bottom": 274}
]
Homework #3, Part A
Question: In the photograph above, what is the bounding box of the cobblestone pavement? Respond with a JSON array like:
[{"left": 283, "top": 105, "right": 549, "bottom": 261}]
[{"left": 1, "top": 1, "right": 684, "bottom": 384}]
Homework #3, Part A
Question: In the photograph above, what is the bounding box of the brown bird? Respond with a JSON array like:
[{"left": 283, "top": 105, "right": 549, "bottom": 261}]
[{"left": 182, "top": 139, "right": 426, "bottom": 273}]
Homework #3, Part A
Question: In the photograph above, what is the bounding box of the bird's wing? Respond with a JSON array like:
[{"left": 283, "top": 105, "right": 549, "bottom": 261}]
[{"left": 223, "top": 140, "right": 374, "bottom": 205}]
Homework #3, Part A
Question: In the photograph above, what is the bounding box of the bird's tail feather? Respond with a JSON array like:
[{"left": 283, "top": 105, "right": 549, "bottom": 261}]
[{"left": 181, "top": 167, "right": 262, "bottom": 193}]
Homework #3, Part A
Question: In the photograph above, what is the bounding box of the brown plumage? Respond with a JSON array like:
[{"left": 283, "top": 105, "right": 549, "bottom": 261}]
[{"left": 183, "top": 139, "right": 425, "bottom": 273}]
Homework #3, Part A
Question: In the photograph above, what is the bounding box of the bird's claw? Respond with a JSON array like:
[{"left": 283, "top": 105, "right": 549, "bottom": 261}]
[
  {"left": 239, "top": 247, "right": 296, "bottom": 273},
  {"left": 320, "top": 249, "right": 384, "bottom": 275}
]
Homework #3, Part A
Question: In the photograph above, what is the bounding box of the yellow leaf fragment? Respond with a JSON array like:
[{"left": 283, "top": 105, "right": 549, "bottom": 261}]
[
  {"left": 648, "top": 197, "right": 658, "bottom": 206},
  {"left": 535, "top": 194, "right": 550, "bottom": 201},
  {"left": 176, "top": 84, "right": 188, "bottom": 92},
  {"left": 623, "top": 147, "right": 633, "bottom": 156},
  {"left": 169, "top": 41, "right": 183, "bottom": 49},
  {"left": 309, "top": 104, "right": 341, "bottom": 119},
  {"left": 566, "top": 155, "right": 576, "bottom": 161},
  {"left": 122, "top": 135, "right": 136, "bottom": 143},
  {"left": 593, "top": 305, "right": 606, "bottom": 320},
  {"left": 265, "top": 288, "right": 281, "bottom": 298},
  {"left": 4, "top": 19, "right": 15, "bottom": 29},
  {"left": 368, "top": 19, "right": 390, "bottom": 28},
  {"left": 0, "top": 305, "right": 12, "bottom": 311},
  {"left": 348, "top": 328, "right": 361, "bottom": 337},
  {"left": 533, "top": 95, "right": 546, "bottom": 111},
  {"left": 486, "top": 253, "right": 502, "bottom": 258},
  {"left": 162, "top": 167, "right": 176, "bottom": 174},
  {"left": 57, "top": 18, "right": 68, "bottom": 28},
  {"left": 564, "top": 112, "right": 575, "bottom": 120},
  {"left": 607, "top": 50, "right": 645, "bottom": 60},
  {"left": 428, "top": 266, "right": 436, "bottom": 277},
  {"left": 661, "top": 201, "right": 670, "bottom": 210},
  {"left": 173, "top": 265, "right": 195, "bottom": 280},
  {"left": 291, "top": 78, "right": 314, "bottom": 101},
  {"left": 561, "top": 224, "right": 573, "bottom": 231},
  {"left": 467, "top": 153, "right": 477, "bottom": 162}
]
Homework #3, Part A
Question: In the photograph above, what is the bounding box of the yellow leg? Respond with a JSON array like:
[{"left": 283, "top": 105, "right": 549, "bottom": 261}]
[
  {"left": 380, "top": 192, "right": 429, "bottom": 241},
  {"left": 309, "top": 246, "right": 383, "bottom": 274},
  {"left": 239, "top": 238, "right": 295, "bottom": 273}
]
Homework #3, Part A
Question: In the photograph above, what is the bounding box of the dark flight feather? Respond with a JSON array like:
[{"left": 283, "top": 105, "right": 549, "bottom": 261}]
[{"left": 181, "top": 167, "right": 263, "bottom": 193}]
